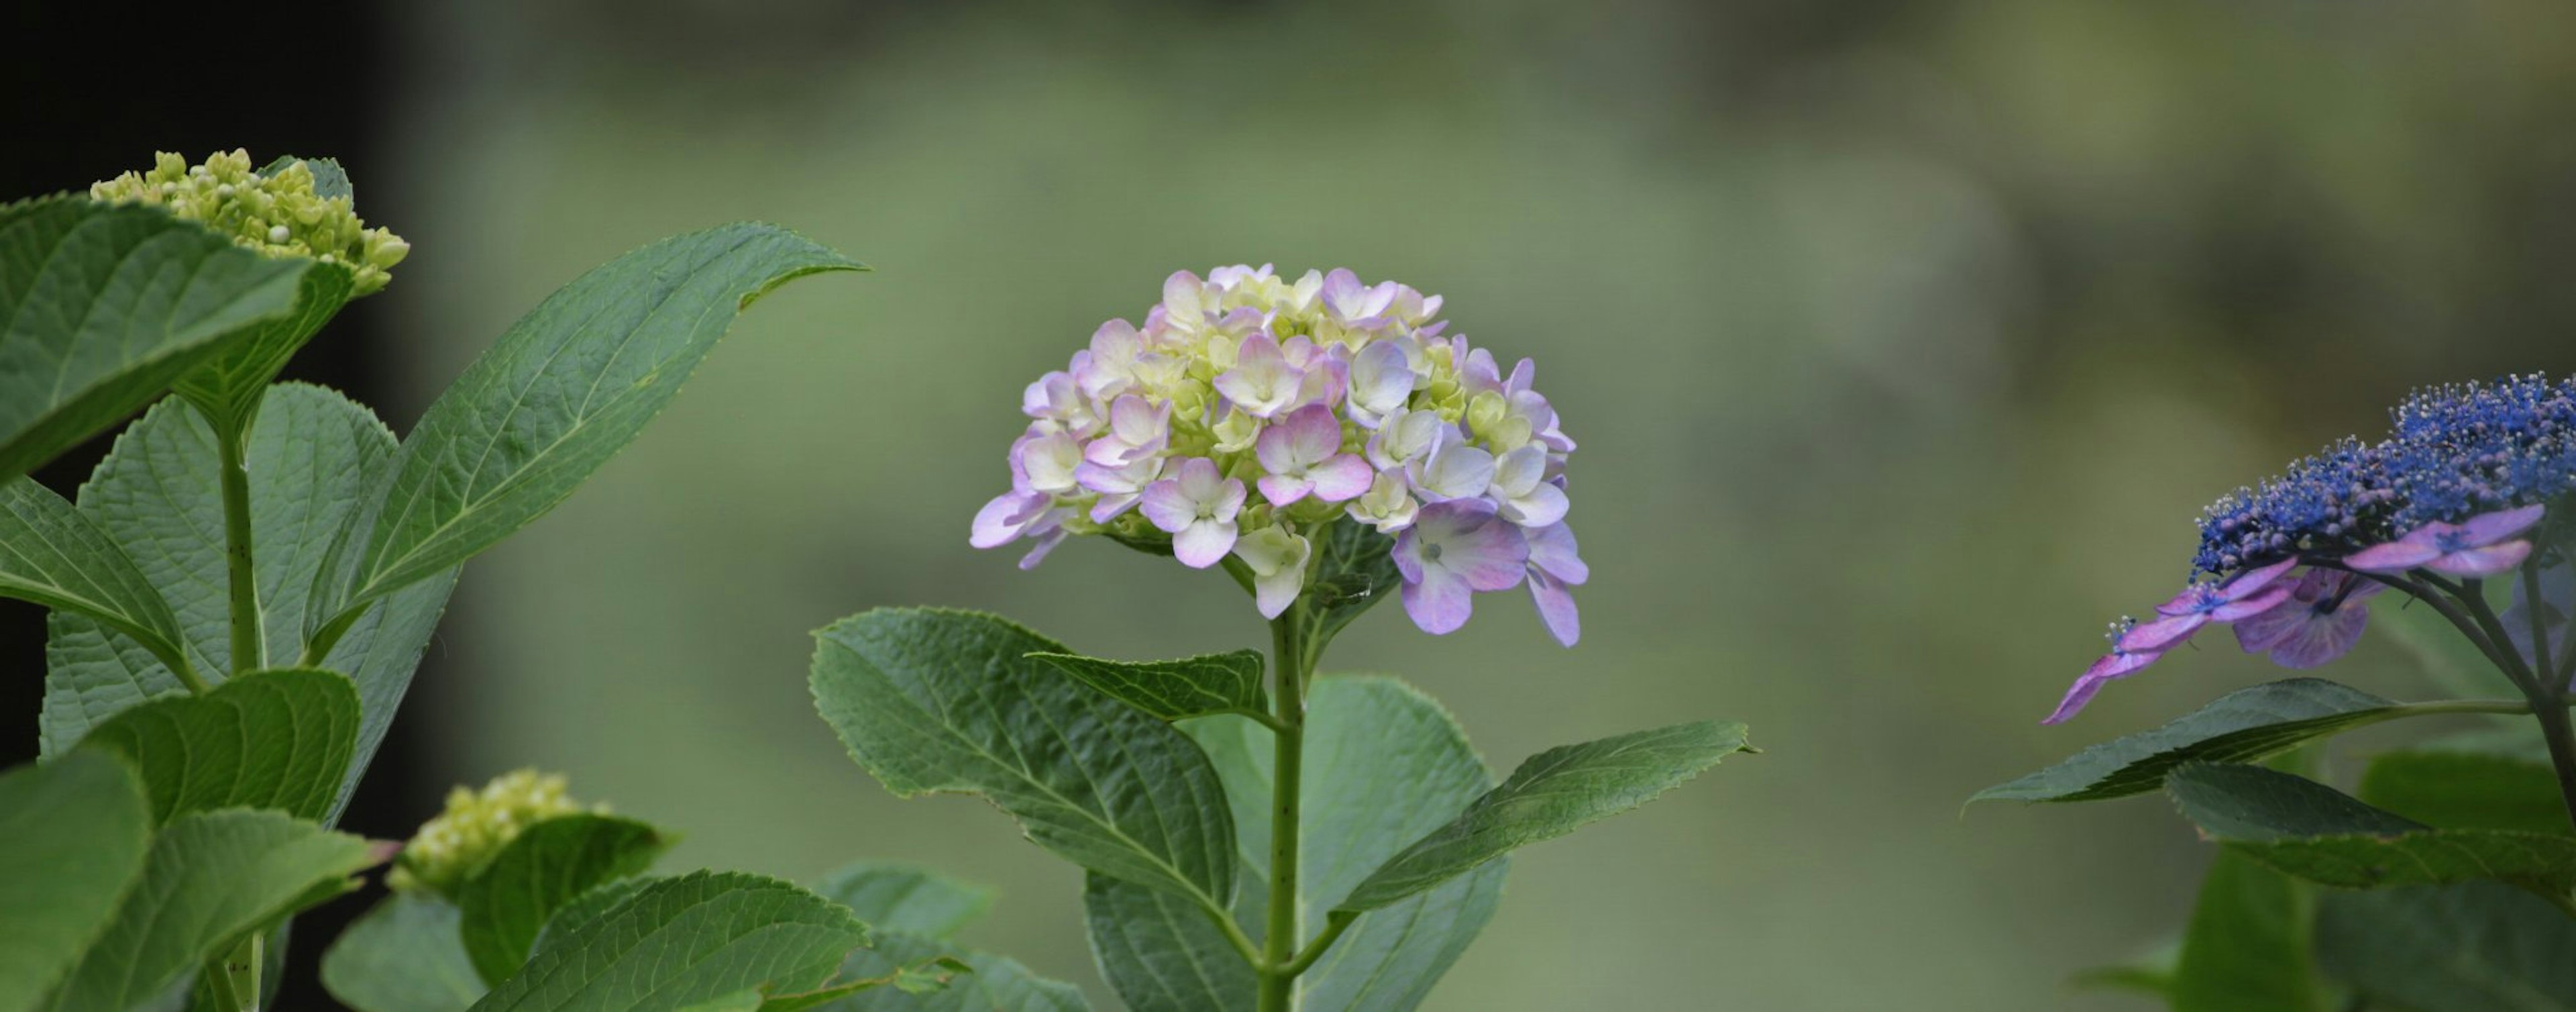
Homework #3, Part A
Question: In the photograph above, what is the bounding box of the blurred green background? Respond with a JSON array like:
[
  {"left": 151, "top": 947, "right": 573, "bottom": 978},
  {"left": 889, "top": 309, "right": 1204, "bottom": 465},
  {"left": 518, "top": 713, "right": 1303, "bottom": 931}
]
[{"left": 362, "top": 1, "right": 2576, "bottom": 1007}]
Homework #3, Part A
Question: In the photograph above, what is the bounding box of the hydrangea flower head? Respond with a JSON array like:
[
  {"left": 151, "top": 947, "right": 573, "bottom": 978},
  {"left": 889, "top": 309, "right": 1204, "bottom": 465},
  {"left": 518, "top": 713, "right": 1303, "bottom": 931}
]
[
  {"left": 971, "top": 266, "right": 1582, "bottom": 644},
  {"left": 387, "top": 768, "right": 607, "bottom": 896},
  {"left": 91, "top": 150, "right": 409, "bottom": 295},
  {"left": 2051, "top": 374, "right": 2576, "bottom": 722}
]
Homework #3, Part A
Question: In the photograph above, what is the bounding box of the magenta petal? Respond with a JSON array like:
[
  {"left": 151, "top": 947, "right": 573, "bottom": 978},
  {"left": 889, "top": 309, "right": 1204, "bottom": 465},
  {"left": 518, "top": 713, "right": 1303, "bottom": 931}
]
[
  {"left": 1089, "top": 493, "right": 1140, "bottom": 523},
  {"left": 1306, "top": 455, "right": 1375, "bottom": 503},
  {"left": 971, "top": 491, "right": 1049, "bottom": 548},
  {"left": 1258, "top": 474, "right": 1313, "bottom": 507},
  {"left": 2461, "top": 503, "right": 2546, "bottom": 546},
  {"left": 2045, "top": 651, "right": 2161, "bottom": 725},
  {"left": 2345, "top": 540, "right": 2443, "bottom": 573},
  {"left": 1529, "top": 570, "right": 1580, "bottom": 646},
  {"left": 2224, "top": 558, "right": 2302, "bottom": 599},
  {"left": 2428, "top": 540, "right": 2534, "bottom": 578},
  {"left": 1018, "top": 527, "right": 1069, "bottom": 570},
  {"left": 2265, "top": 604, "right": 2370, "bottom": 668},
  {"left": 1138, "top": 480, "right": 1195, "bottom": 534},
  {"left": 1525, "top": 523, "right": 1588, "bottom": 584},
  {"left": 2119, "top": 613, "right": 2208, "bottom": 652},
  {"left": 1442, "top": 516, "right": 1531, "bottom": 591},
  {"left": 2233, "top": 603, "right": 2300, "bottom": 653},
  {"left": 2153, "top": 587, "right": 2208, "bottom": 619},
  {"left": 2209, "top": 583, "right": 2296, "bottom": 621},
  {"left": 1391, "top": 527, "right": 1428, "bottom": 583},
  {"left": 1173, "top": 520, "right": 1235, "bottom": 568},
  {"left": 1401, "top": 566, "right": 1474, "bottom": 634},
  {"left": 1286, "top": 403, "right": 1343, "bottom": 461}
]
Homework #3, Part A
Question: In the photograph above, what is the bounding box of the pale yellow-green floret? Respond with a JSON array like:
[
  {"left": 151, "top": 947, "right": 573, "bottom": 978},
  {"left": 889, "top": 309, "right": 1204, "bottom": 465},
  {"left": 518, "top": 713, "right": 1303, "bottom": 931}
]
[
  {"left": 387, "top": 768, "right": 608, "bottom": 895},
  {"left": 89, "top": 150, "right": 409, "bottom": 296}
]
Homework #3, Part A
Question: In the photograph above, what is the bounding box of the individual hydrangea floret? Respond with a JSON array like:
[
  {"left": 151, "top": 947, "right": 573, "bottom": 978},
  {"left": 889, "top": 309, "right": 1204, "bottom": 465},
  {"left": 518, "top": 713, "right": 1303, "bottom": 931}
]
[
  {"left": 386, "top": 768, "right": 607, "bottom": 896},
  {"left": 970, "top": 266, "right": 1582, "bottom": 644},
  {"left": 2051, "top": 373, "right": 2576, "bottom": 723},
  {"left": 90, "top": 150, "right": 409, "bottom": 295}
]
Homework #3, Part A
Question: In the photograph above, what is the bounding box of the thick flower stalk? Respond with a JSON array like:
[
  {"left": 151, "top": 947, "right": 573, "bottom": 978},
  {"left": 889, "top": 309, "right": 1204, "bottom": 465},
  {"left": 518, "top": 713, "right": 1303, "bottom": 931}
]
[
  {"left": 2051, "top": 374, "right": 2576, "bottom": 723},
  {"left": 388, "top": 769, "right": 607, "bottom": 896},
  {"left": 971, "top": 265, "right": 1585, "bottom": 644},
  {"left": 91, "top": 149, "right": 409, "bottom": 295}
]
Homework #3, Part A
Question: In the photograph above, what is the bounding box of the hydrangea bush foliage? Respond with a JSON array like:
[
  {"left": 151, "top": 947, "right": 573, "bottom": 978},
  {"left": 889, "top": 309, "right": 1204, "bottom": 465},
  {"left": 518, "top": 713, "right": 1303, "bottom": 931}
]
[
  {"left": 1979, "top": 375, "right": 2576, "bottom": 1009},
  {"left": 0, "top": 151, "right": 1065, "bottom": 1012},
  {"left": 0, "top": 154, "right": 1750, "bottom": 1012},
  {"left": 818, "top": 266, "right": 1747, "bottom": 1011}
]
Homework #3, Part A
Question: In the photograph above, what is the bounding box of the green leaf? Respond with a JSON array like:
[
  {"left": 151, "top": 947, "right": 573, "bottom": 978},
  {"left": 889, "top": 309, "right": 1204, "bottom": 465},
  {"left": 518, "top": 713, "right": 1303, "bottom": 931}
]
[
  {"left": 0, "top": 752, "right": 153, "bottom": 1012},
  {"left": 2169, "top": 851, "right": 2322, "bottom": 1012},
  {"left": 2165, "top": 762, "right": 2576, "bottom": 899},
  {"left": 40, "top": 386, "right": 459, "bottom": 825},
  {"left": 455, "top": 814, "right": 671, "bottom": 986},
  {"left": 828, "top": 945, "right": 1085, "bottom": 1012},
  {"left": 809, "top": 609, "right": 1236, "bottom": 906},
  {"left": 169, "top": 262, "right": 356, "bottom": 430},
  {"left": 2316, "top": 882, "right": 2576, "bottom": 1012},
  {"left": 1305, "top": 519, "right": 1400, "bottom": 642},
  {"left": 0, "top": 195, "right": 314, "bottom": 482},
  {"left": 77, "top": 666, "right": 358, "bottom": 825},
  {"left": 321, "top": 895, "right": 484, "bottom": 1012},
  {"left": 1081, "top": 875, "right": 1254, "bottom": 1012},
  {"left": 672, "top": 991, "right": 764, "bottom": 1012},
  {"left": 1338, "top": 718, "right": 1752, "bottom": 913},
  {"left": 42, "top": 808, "right": 380, "bottom": 1011},
  {"left": 0, "top": 476, "right": 189, "bottom": 675},
  {"left": 1087, "top": 676, "right": 1507, "bottom": 1012},
  {"left": 811, "top": 862, "right": 995, "bottom": 941},
  {"left": 319, "top": 223, "right": 861, "bottom": 617},
  {"left": 1973, "top": 678, "right": 2412, "bottom": 805},
  {"left": 467, "top": 870, "right": 868, "bottom": 1012},
  {"left": 2361, "top": 749, "right": 2573, "bottom": 836},
  {"left": 1028, "top": 650, "right": 1268, "bottom": 723}
]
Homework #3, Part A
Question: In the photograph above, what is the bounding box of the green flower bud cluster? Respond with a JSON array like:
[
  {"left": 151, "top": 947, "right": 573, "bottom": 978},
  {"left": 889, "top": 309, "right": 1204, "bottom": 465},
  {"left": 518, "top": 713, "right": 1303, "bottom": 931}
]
[
  {"left": 89, "top": 150, "right": 409, "bottom": 295},
  {"left": 387, "top": 768, "right": 608, "bottom": 896}
]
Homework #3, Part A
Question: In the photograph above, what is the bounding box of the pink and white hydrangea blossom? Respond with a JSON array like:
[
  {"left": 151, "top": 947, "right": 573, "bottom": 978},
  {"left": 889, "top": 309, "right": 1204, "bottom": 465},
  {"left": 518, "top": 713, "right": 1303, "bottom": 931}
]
[{"left": 970, "top": 265, "right": 1581, "bottom": 644}]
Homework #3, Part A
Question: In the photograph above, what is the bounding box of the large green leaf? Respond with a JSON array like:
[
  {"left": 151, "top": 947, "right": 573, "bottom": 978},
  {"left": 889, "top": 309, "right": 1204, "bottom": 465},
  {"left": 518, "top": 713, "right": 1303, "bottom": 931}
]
[
  {"left": 0, "top": 752, "right": 153, "bottom": 1012},
  {"left": 0, "top": 195, "right": 315, "bottom": 482},
  {"left": 40, "top": 386, "right": 459, "bottom": 825},
  {"left": 317, "top": 223, "right": 861, "bottom": 620},
  {"left": 2316, "top": 882, "right": 2576, "bottom": 1012},
  {"left": 169, "top": 262, "right": 356, "bottom": 432},
  {"left": 0, "top": 476, "right": 189, "bottom": 675},
  {"left": 78, "top": 666, "right": 359, "bottom": 825},
  {"left": 2169, "top": 851, "right": 2321, "bottom": 1012},
  {"left": 42, "top": 808, "right": 380, "bottom": 1011},
  {"left": 1338, "top": 719, "right": 1750, "bottom": 913},
  {"left": 2165, "top": 762, "right": 2576, "bottom": 898},
  {"left": 2361, "top": 749, "right": 2573, "bottom": 837},
  {"left": 455, "top": 815, "right": 671, "bottom": 986},
  {"left": 811, "top": 862, "right": 994, "bottom": 941},
  {"left": 1088, "top": 676, "right": 1508, "bottom": 1012},
  {"left": 321, "top": 894, "right": 484, "bottom": 1012},
  {"left": 1028, "top": 650, "right": 1268, "bottom": 723},
  {"left": 812, "top": 865, "right": 1088, "bottom": 1012},
  {"left": 1974, "top": 678, "right": 2413, "bottom": 805},
  {"left": 467, "top": 871, "right": 869, "bottom": 1012},
  {"left": 809, "top": 609, "right": 1236, "bottom": 907}
]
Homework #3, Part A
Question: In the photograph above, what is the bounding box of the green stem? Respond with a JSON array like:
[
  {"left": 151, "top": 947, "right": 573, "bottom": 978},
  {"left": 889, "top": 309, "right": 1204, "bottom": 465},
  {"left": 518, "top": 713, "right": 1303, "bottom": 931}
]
[
  {"left": 2448, "top": 581, "right": 2576, "bottom": 833},
  {"left": 1256, "top": 613, "right": 1311, "bottom": 1012},
  {"left": 215, "top": 414, "right": 264, "bottom": 677}
]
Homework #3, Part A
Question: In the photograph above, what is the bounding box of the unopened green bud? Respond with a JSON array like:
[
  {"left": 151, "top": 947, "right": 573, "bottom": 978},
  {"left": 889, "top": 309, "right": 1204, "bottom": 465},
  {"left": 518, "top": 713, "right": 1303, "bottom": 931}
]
[
  {"left": 386, "top": 768, "right": 609, "bottom": 897},
  {"left": 89, "top": 149, "right": 407, "bottom": 296}
]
